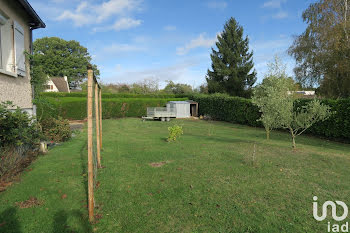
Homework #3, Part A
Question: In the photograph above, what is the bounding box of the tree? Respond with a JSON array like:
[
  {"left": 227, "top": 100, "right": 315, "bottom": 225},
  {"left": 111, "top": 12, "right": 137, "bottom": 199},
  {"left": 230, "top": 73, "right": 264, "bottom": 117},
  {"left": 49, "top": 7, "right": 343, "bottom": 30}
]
[
  {"left": 130, "top": 78, "right": 159, "bottom": 94},
  {"left": 281, "top": 99, "right": 332, "bottom": 149},
  {"left": 206, "top": 17, "right": 257, "bottom": 98},
  {"left": 163, "top": 81, "right": 193, "bottom": 94},
  {"left": 27, "top": 53, "right": 48, "bottom": 98},
  {"left": 33, "top": 37, "right": 100, "bottom": 88},
  {"left": 253, "top": 56, "right": 332, "bottom": 149},
  {"left": 288, "top": 0, "right": 350, "bottom": 98},
  {"left": 252, "top": 56, "right": 295, "bottom": 140}
]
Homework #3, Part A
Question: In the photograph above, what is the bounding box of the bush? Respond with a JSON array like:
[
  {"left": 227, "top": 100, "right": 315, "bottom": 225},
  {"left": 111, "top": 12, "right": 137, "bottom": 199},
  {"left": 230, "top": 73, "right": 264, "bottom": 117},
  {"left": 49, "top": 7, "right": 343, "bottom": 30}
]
[
  {"left": 167, "top": 125, "right": 183, "bottom": 142},
  {"left": 40, "top": 117, "right": 71, "bottom": 142},
  {"left": 189, "top": 94, "right": 350, "bottom": 142},
  {"left": 0, "top": 102, "right": 42, "bottom": 148},
  {"left": 37, "top": 97, "right": 188, "bottom": 120},
  {"left": 189, "top": 94, "right": 262, "bottom": 127},
  {"left": 0, "top": 102, "right": 43, "bottom": 178}
]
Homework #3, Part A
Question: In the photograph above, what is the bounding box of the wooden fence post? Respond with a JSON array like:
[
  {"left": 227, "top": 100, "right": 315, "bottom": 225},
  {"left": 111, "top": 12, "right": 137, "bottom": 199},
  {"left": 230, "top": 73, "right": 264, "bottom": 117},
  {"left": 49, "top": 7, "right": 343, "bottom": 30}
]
[
  {"left": 87, "top": 65, "right": 94, "bottom": 222},
  {"left": 95, "top": 84, "right": 101, "bottom": 168},
  {"left": 99, "top": 88, "right": 102, "bottom": 149}
]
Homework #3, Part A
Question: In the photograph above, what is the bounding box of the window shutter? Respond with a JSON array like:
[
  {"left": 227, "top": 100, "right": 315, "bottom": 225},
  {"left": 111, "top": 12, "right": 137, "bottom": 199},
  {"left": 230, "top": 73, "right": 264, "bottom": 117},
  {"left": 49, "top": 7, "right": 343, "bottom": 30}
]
[{"left": 14, "top": 21, "right": 25, "bottom": 76}]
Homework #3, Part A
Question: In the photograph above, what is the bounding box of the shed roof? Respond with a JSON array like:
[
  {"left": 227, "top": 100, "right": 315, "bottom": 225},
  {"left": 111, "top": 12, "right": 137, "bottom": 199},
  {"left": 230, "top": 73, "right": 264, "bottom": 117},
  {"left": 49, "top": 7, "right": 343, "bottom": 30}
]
[
  {"left": 186, "top": 100, "right": 198, "bottom": 104},
  {"left": 168, "top": 101, "right": 191, "bottom": 104}
]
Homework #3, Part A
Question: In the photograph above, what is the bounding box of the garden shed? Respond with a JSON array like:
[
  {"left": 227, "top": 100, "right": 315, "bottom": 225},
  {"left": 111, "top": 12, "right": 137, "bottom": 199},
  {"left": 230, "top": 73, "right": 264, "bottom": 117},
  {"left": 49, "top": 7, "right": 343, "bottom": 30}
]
[{"left": 166, "top": 100, "right": 198, "bottom": 118}]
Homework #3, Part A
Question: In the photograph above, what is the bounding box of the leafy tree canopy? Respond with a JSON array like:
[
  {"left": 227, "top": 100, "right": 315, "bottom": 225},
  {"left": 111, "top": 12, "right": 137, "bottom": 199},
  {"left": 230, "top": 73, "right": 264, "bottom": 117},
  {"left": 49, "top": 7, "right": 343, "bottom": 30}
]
[
  {"left": 289, "top": 0, "right": 350, "bottom": 98},
  {"left": 163, "top": 81, "right": 193, "bottom": 94},
  {"left": 33, "top": 37, "right": 99, "bottom": 88},
  {"left": 207, "top": 17, "right": 257, "bottom": 98}
]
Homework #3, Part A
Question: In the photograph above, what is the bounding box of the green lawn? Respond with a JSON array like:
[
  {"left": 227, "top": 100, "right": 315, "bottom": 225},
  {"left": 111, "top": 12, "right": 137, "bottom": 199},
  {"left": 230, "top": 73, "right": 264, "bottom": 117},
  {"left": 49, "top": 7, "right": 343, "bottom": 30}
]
[{"left": 1, "top": 118, "right": 350, "bottom": 232}]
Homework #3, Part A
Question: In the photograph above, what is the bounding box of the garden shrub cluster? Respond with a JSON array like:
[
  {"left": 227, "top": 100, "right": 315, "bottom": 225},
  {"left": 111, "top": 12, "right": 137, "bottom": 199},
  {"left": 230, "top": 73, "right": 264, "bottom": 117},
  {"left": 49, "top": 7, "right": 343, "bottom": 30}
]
[
  {"left": 37, "top": 97, "right": 188, "bottom": 120},
  {"left": 0, "top": 102, "right": 43, "bottom": 178},
  {"left": 0, "top": 102, "right": 42, "bottom": 148},
  {"left": 189, "top": 94, "right": 350, "bottom": 142},
  {"left": 40, "top": 117, "right": 72, "bottom": 142}
]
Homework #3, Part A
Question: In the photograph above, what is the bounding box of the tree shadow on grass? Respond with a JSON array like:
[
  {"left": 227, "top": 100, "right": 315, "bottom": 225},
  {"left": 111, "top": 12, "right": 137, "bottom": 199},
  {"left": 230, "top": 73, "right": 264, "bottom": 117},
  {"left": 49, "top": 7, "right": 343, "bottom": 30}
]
[
  {"left": 53, "top": 210, "right": 92, "bottom": 233},
  {"left": 0, "top": 207, "right": 21, "bottom": 233}
]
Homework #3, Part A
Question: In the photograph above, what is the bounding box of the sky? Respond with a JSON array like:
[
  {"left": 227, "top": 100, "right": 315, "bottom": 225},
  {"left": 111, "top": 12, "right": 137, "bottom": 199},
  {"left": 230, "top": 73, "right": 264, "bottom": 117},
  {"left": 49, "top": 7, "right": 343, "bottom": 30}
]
[{"left": 30, "top": 0, "right": 317, "bottom": 88}]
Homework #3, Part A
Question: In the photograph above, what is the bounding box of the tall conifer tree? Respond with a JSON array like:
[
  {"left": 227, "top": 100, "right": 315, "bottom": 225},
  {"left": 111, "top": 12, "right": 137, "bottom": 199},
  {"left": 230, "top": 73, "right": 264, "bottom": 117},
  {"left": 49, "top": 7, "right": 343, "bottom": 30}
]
[{"left": 207, "top": 17, "right": 256, "bottom": 97}]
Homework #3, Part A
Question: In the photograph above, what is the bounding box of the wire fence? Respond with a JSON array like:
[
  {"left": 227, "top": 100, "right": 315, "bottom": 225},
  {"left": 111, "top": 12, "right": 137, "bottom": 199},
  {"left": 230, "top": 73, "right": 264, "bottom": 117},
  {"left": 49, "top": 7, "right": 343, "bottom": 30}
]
[{"left": 87, "top": 64, "right": 102, "bottom": 222}]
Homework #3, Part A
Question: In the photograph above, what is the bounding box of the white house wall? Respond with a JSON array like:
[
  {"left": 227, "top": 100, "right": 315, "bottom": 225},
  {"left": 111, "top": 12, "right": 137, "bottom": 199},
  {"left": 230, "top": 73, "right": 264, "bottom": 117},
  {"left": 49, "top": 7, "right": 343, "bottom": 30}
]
[{"left": 44, "top": 79, "right": 59, "bottom": 92}]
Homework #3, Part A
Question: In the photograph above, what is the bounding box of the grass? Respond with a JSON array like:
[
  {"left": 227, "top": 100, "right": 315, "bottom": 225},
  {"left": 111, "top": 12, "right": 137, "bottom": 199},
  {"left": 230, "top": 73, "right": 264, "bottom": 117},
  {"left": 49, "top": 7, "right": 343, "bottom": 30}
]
[{"left": 1, "top": 118, "right": 350, "bottom": 232}]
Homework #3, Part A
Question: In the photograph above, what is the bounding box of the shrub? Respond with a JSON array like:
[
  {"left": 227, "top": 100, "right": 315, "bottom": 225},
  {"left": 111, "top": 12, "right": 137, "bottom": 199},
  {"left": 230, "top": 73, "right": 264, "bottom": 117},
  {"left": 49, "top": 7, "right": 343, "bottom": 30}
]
[
  {"left": 167, "top": 125, "right": 183, "bottom": 142},
  {"left": 41, "top": 117, "right": 71, "bottom": 142},
  {"left": 188, "top": 94, "right": 261, "bottom": 127},
  {"left": 0, "top": 102, "right": 43, "bottom": 178},
  {"left": 0, "top": 102, "right": 42, "bottom": 148},
  {"left": 37, "top": 97, "right": 188, "bottom": 120},
  {"left": 189, "top": 94, "right": 350, "bottom": 142}
]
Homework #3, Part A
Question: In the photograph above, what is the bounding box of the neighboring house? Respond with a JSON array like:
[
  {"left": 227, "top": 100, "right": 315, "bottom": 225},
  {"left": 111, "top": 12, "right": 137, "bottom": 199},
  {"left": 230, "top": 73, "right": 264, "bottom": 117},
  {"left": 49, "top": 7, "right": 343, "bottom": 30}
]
[
  {"left": 44, "top": 76, "right": 70, "bottom": 93},
  {"left": 0, "top": 0, "right": 45, "bottom": 115},
  {"left": 288, "top": 91, "right": 316, "bottom": 98}
]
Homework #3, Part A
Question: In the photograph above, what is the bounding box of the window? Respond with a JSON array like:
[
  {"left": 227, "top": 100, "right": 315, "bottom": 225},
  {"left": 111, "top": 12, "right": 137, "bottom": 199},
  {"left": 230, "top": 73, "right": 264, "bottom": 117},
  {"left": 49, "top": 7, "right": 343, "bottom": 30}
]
[{"left": 0, "top": 11, "right": 26, "bottom": 77}]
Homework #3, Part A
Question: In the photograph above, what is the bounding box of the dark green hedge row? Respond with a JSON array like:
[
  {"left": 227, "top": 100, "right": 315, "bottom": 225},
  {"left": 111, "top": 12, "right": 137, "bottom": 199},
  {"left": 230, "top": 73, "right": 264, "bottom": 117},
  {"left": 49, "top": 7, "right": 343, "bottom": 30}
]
[
  {"left": 294, "top": 99, "right": 350, "bottom": 141},
  {"left": 189, "top": 94, "right": 350, "bottom": 142},
  {"left": 37, "top": 97, "right": 187, "bottom": 120},
  {"left": 40, "top": 92, "right": 190, "bottom": 99},
  {"left": 188, "top": 94, "right": 262, "bottom": 127}
]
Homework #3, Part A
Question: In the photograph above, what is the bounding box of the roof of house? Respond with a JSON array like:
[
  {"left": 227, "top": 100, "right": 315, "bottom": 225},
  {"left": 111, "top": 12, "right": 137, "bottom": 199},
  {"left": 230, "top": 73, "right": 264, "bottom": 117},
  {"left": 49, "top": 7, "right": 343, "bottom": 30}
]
[
  {"left": 16, "top": 0, "right": 46, "bottom": 29},
  {"left": 51, "top": 77, "right": 69, "bottom": 92}
]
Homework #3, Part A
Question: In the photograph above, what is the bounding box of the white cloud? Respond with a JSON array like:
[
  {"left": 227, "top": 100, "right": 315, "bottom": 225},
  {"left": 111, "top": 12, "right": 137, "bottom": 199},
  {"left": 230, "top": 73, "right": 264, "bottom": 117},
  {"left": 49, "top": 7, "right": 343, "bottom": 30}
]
[
  {"left": 164, "top": 25, "right": 177, "bottom": 31},
  {"left": 93, "top": 18, "right": 142, "bottom": 32},
  {"left": 56, "top": 0, "right": 142, "bottom": 27},
  {"left": 176, "top": 33, "right": 218, "bottom": 55},
  {"left": 262, "top": 0, "right": 286, "bottom": 8},
  {"left": 105, "top": 60, "right": 199, "bottom": 85},
  {"left": 96, "top": 0, "right": 141, "bottom": 22},
  {"left": 206, "top": 1, "right": 227, "bottom": 10}
]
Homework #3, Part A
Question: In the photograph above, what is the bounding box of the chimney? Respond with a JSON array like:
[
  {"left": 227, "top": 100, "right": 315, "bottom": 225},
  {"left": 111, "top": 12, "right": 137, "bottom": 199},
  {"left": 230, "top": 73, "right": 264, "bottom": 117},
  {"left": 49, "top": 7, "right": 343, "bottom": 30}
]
[{"left": 64, "top": 76, "right": 68, "bottom": 82}]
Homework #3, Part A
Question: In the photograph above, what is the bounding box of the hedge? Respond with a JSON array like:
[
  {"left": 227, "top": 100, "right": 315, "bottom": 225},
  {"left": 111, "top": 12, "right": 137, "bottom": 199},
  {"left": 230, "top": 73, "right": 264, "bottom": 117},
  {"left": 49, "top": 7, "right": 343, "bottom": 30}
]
[
  {"left": 189, "top": 94, "right": 350, "bottom": 142},
  {"left": 40, "top": 92, "right": 190, "bottom": 99},
  {"left": 37, "top": 97, "right": 187, "bottom": 120}
]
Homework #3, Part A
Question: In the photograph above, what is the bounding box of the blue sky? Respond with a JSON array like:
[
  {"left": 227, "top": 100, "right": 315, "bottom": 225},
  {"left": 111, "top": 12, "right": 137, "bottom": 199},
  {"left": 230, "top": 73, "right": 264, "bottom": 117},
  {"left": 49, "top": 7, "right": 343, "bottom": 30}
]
[{"left": 30, "top": 0, "right": 316, "bottom": 88}]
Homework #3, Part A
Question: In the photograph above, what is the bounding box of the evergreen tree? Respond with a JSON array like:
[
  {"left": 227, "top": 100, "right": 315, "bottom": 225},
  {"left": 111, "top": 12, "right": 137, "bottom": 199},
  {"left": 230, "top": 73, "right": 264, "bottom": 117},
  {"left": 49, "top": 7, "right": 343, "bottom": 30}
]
[{"left": 207, "top": 17, "right": 257, "bottom": 97}]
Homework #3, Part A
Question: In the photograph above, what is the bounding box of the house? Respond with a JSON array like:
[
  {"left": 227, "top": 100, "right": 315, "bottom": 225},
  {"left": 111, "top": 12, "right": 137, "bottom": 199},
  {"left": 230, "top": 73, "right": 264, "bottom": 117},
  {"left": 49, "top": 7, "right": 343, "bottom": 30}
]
[
  {"left": 288, "top": 91, "right": 316, "bottom": 98},
  {"left": 44, "top": 76, "right": 70, "bottom": 93},
  {"left": 0, "top": 0, "right": 45, "bottom": 115}
]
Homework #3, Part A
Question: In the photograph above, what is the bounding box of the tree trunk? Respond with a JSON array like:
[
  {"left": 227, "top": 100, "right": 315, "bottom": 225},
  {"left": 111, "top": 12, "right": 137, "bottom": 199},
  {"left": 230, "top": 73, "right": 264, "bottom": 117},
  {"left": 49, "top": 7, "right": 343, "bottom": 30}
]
[
  {"left": 289, "top": 128, "right": 296, "bottom": 150},
  {"left": 265, "top": 128, "right": 270, "bottom": 140},
  {"left": 292, "top": 136, "right": 296, "bottom": 150}
]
